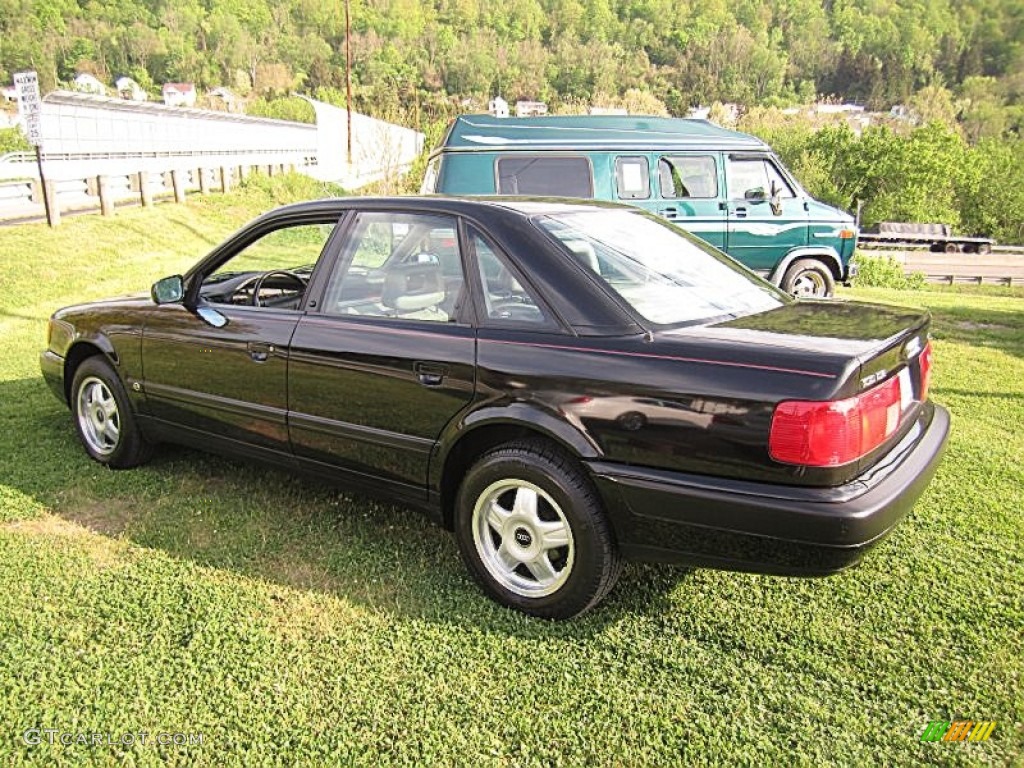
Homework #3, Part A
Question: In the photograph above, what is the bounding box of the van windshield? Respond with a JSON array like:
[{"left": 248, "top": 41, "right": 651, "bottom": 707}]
[{"left": 535, "top": 209, "right": 788, "bottom": 325}]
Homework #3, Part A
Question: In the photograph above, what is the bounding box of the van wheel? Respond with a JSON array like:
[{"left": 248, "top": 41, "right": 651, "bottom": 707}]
[
  {"left": 454, "top": 440, "right": 622, "bottom": 619},
  {"left": 781, "top": 259, "right": 835, "bottom": 298}
]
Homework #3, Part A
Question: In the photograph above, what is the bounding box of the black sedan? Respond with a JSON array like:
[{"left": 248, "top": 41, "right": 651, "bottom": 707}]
[{"left": 41, "top": 197, "right": 949, "bottom": 618}]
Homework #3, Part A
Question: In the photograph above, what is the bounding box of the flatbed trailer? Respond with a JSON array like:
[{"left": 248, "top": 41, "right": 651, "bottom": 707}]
[{"left": 858, "top": 222, "right": 995, "bottom": 254}]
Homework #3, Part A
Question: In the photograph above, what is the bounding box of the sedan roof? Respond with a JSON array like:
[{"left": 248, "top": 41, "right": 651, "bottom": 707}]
[{"left": 240, "top": 196, "right": 651, "bottom": 336}]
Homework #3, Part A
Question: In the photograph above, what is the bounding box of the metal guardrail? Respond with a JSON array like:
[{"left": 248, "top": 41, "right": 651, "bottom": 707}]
[
  {"left": 1, "top": 149, "right": 318, "bottom": 164},
  {"left": 859, "top": 246, "right": 1024, "bottom": 286},
  {"left": 0, "top": 161, "right": 308, "bottom": 226}
]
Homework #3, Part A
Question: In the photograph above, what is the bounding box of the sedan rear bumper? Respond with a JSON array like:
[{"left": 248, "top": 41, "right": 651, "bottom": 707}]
[{"left": 588, "top": 403, "right": 950, "bottom": 575}]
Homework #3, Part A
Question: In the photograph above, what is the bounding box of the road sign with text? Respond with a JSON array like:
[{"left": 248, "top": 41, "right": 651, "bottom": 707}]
[{"left": 13, "top": 71, "right": 43, "bottom": 147}]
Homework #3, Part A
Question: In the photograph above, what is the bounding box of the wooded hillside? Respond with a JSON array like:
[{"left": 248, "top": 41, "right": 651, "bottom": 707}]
[{"left": 2, "top": 0, "right": 1021, "bottom": 125}]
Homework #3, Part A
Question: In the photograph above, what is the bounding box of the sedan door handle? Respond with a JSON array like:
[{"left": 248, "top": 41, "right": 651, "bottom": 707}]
[
  {"left": 247, "top": 341, "right": 273, "bottom": 362},
  {"left": 414, "top": 362, "right": 449, "bottom": 387}
]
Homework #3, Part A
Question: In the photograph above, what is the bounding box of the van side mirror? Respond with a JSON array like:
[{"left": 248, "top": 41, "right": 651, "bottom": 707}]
[
  {"left": 744, "top": 187, "right": 767, "bottom": 202},
  {"left": 151, "top": 275, "right": 184, "bottom": 304},
  {"left": 769, "top": 181, "right": 783, "bottom": 216}
]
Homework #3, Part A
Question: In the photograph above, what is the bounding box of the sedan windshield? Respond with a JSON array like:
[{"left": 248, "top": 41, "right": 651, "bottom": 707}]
[{"left": 535, "top": 209, "right": 788, "bottom": 325}]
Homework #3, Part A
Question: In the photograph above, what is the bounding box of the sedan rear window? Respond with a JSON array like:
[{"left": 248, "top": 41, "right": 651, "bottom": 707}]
[
  {"left": 535, "top": 210, "right": 787, "bottom": 325},
  {"left": 496, "top": 156, "right": 593, "bottom": 197}
]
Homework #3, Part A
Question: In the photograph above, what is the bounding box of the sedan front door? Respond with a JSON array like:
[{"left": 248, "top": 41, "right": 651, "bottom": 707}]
[{"left": 141, "top": 215, "right": 342, "bottom": 455}]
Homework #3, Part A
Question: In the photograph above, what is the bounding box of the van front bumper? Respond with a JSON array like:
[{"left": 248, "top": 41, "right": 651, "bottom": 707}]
[
  {"left": 843, "top": 261, "right": 859, "bottom": 285},
  {"left": 588, "top": 403, "right": 949, "bottom": 576}
]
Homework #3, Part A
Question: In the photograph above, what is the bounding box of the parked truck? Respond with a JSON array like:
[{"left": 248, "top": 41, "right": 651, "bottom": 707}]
[{"left": 858, "top": 222, "right": 995, "bottom": 254}]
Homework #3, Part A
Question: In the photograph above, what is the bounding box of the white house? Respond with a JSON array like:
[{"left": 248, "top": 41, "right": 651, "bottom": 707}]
[
  {"left": 208, "top": 87, "right": 238, "bottom": 111},
  {"left": 515, "top": 100, "right": 547, "bottom": 117},
  {"left": 73, "top": 73, "right": 106, "bottom": 96},
  {"left": 162, "top": 83, "right": 196, "bottom": 107},
  {"left": 488, "top": 97, "right": 509, "bottom": 118},
  {"left": 115, "top": 77, "right": 147, "bottom": 102},
  {"left": 814, "top": 102, "right": 865, "bottom": 115},
  {"left": 1, "top": 85, "right": 17, "bottom": 103}
]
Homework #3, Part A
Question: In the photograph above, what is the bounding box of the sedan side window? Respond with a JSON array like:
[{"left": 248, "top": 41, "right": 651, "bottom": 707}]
[
  {"left": 470, "top": 227, "right": 551, "bottom": 327},
  {"left": 323, "top": 212, "right": 465, "bottom": 323},
  {"left": 199, "top": 222, "right": 337, "bottom": 310}
]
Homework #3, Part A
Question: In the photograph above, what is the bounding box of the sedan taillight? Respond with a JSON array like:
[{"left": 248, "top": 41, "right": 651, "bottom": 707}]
[
  {"left": 919, "top": 341, "right": 933, "bottom": 402},
  {"left": 769, "top": 374, "right": 903, "bottom": 467}
]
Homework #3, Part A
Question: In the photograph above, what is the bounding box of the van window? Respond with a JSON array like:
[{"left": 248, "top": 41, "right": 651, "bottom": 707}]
[
  {"left": 726, "top": 157, "right": 795, "bottom": 200},
  {"left": 496, "top": 156, "right": 593, "bottom": 197},
  {"left": 615, "top": 157, "right": 650, "bottom": 200},
  {"left": 658, "top": 156, "right": 718, "bottom": 199}
]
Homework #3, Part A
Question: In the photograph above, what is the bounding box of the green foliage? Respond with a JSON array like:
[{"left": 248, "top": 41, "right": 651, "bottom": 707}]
[
  {"left": 2, "top": 0, "right": 1023, "bottom": 127},
  {"left": 246, "top": 96, "right": 316, "bottom": 124},
  {"left": 955, "top": 138, "right": 1024, "bottom": 244},
  {"left": 0, "top": 127, "right": 31, "bottom": 154},
  {"left": 853, "top": 123, "right": 971, "bottom": 228},
  {"left": 852, "top": 252, "right": 926, "bottom": 290},
  {"left": 238, "top": 170, "right": 345, "bottom": 201},
  {"left": 741, "top": 111, "right": 1024, "bottom": 243}
]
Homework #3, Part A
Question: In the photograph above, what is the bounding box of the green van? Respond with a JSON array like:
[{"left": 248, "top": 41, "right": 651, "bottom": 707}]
[{"left": 421, "top": 114, "right": 858, "bottom": 297}]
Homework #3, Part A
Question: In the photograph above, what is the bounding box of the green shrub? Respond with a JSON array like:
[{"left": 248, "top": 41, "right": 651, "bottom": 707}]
[
  {"left": 238, "top": 171, "right": 345, "bottom": 203},
  {"left": 853, "top": 252, "right": 926, "bottom": 290},
  {"left": 246, "top": 97, "right": 316, "bottom": 124},
  {"left": 0, "top": 127, "right": 30, "bottom": 154}
]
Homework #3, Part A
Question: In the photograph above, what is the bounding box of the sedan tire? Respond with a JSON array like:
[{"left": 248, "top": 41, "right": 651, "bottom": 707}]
[
  {"left": 455, "top": 440, "right": 622, "bottom": 619},
  {"left": 71, "top": 356, "right": 154, "bottom": 468}
]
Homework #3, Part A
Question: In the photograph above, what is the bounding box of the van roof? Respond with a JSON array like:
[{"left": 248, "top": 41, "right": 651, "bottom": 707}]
[{"left": 437, "top": 114, "right": 769, "bottom": 153}]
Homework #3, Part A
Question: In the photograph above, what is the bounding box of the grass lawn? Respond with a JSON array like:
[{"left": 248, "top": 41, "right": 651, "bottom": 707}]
[{"left": 1, "top": 179, "right": 1022, "bottom": 765}]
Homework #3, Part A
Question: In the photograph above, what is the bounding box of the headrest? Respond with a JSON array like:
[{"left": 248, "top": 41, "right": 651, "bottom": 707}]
[
  {"left": 381, "top": 262, "right": 446, "bottom": 312},
  {"left": 564, "top": 239, "right": 599, "bottom": 272}
]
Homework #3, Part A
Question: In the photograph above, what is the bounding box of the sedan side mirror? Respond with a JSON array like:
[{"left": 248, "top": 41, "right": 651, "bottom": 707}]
[{"left": 152, "top": 275, "right": 184, "bottom": 305}]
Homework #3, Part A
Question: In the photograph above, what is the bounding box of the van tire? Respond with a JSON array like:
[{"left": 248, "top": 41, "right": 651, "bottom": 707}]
[{"left": 781, "top": 259, "right": 835, "bottom": 298}]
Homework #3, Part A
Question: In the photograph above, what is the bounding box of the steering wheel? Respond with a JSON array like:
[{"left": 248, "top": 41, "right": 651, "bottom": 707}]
[{"left": 250, "top": 270, "right": 307, "bottom": 307}]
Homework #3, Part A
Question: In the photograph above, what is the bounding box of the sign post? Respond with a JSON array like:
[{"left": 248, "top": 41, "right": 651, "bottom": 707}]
[{"left": 13, "top": 71, "right": 56, "bottom": 227}]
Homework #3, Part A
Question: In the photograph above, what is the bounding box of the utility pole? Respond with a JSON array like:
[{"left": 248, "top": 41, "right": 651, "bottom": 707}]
[{"left": 345, "top": 0, "right": 352, "bottom": 165}]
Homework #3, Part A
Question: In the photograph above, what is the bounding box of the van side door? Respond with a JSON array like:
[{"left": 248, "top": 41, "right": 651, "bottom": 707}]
[
  {"left": 724, "top": 153, "right": 809, "bottom": 273},
  {"left": 651, "top": 153, "right": 727, "bottom": 250}
]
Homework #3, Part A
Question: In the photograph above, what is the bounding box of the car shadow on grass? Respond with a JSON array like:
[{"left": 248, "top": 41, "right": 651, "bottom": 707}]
[{"left": 1, "top": 374, "right": 688, "bottom": 636}]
